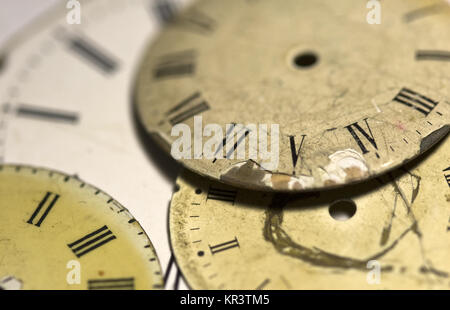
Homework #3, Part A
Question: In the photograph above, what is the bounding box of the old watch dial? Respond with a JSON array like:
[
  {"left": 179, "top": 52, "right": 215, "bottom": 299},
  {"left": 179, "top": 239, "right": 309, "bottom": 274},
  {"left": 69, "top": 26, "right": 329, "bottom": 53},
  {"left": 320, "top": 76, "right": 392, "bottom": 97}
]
[
  {"left": 136, "top": 0, "right": 450, "bottom": 192},
  {"left": 0, "top": 165, "right": 163, "bottom": 290},
  {"left": 169, "top": 136, "right": 450, "bottom": 289},
  {"left": 0, "top": 0, "right": 190, "bottom": 289}
]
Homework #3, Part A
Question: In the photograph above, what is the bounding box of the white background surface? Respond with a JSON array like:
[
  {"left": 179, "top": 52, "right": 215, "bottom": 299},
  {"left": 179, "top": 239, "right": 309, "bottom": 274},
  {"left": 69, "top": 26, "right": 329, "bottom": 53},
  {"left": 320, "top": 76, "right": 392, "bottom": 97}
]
[{"left": 0, "top": 0, "right": 60, "bottom": 47}]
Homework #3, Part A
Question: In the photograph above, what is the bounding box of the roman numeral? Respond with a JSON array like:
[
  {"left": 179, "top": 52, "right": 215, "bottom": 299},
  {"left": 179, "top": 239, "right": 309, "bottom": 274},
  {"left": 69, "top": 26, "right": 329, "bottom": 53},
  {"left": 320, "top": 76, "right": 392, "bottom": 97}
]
[
  {"left": 153, "top": 0, "right": 177, "bottom": 24},
  {"left": 213, "top": 124, "right": 251, "bottom": 162},
  {"left": 178, "top": 9, "right": 217, "bottom": 35},
  {"left": 153, "top": 50, "right": 196, "bottom": 79},
  {"left": 88, "top": 278, "right": 134, "bottom": 290},
  {"left": 345, "top": 118, "right": 379, "bottom": 158},
  {"left": 209, "top": 237, "right": 239, "bottom": 255},
  {"left": 67, "top": 36, "right": 119, "bottom": 74},
  {"left": 67, "top": 225, "right": 116, "bottom": 258},
  {"left": 16, "top": 104, "right": 79, "bottom": 124},
  {"left": 27, "top": 192, "right": 60, "bottom": 227},
  {"left": 393, "top": 88, "right": 438, "bottom": 116},
  {"left": 289, "top": 135, "right": 306, "bottom": 173},
  {"left": 166, "top": 92, "right": 210, "bottom": 125},
  {"left": 404, "top": 4, "right": 441, "bottom": 23},
  {"left": 207, "top": 186, "right": 237, "bottom": 205},
  {"left": 416, "top": 50, "right": 450, "bottom": 62},
  {"left": 444, "top": 167, "right": 450, "bottom": 187}
]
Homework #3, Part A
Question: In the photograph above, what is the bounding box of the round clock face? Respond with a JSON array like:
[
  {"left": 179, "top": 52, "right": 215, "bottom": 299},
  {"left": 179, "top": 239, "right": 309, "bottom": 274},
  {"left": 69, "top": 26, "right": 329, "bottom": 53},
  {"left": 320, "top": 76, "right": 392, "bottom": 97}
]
[
  {"left": 0, "top": 165, "right": 163, "bottom": 290},
  {"left": 169, "top": 136, "right": 450, "bottom": 289},
  {"left": 136, "top": 0, "right": 450, "bottom": 192},
  {"left": 0, "top": 0, "right": 190, "bottom": 289}
]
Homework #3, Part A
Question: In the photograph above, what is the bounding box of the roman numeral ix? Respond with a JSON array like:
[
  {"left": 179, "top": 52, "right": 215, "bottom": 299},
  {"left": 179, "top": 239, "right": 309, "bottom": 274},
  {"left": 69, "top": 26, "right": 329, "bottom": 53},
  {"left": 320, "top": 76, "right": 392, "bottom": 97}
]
[
  {"left": 393, "top": 88, "right": 438, "bottom": 116},
  {"left": 345, "top": 118, "right": 379, "bottom": 158},
  {"left": 209, "top": 237, "right": 240, "bottom": 255},
  {"left": 166, "top": 92, "right": 210, "bottom": 125},
  {"left": 67, "top": 225, "right": 116, "bottom": 258},
  {"left": 27, "top": 192, "right": 60, "bottom": 227}
]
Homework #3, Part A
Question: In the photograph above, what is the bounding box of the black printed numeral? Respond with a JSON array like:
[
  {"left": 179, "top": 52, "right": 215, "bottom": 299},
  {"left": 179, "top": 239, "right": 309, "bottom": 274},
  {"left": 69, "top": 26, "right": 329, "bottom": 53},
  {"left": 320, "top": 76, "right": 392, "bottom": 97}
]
[
  {"left": 154, "top": 50, "right": 196, "bottom": 79},
  {"left": 166, "top": 92, "right": 210, "bottom": 125},
  {"left": 393, "top": 88, "right": 438, "bottom": 116},
  {"left": 212, "top": 124, "right": 251, "bottom": 162},
  {"left": 209, "top": 237, "right": 240, "bottom": 255},
  {"left": 27, "top": 192, "right": 60, "bottom": 227},
  {"left": 67, "top": 225, "right": 116, "bottom": 258},
  {"left": 68, "top": 36, "right": 119, "bottom": 74},
  {"left": 88, "top": 278, "right": 134, "bottom": 290},
  {"left": 207, "top": 186, "right": 237, "bottom": 205},
  {"left": 289, "top": 134, "right": 306, "bottom": 173},
  {"left": 178, "top": 9, "right": 217, "bottom": 35},
  {"left": 444, "top": 167, "right": 450, "bottom": 187},
  {"left": 345, "top": 118, "right": 379, "bottom": 158}
]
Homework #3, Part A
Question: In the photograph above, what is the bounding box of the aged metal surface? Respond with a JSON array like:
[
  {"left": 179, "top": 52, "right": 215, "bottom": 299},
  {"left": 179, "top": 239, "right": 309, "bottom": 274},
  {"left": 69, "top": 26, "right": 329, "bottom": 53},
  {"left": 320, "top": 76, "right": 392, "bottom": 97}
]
[
  {"left": 0, "top": 165, "right": 163, "bottom": 290},
  {"left": 169, "top": 136, "right": 450, "bottom": 289},
  {"left": 136, "top": 0, "right": 450, "bottom": 191}
]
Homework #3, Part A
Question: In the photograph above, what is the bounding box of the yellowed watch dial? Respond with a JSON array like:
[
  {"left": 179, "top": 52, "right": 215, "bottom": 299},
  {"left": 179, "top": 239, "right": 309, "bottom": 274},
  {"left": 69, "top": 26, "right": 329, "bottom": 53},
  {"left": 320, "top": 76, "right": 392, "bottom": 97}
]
[
  {"left": 169, "top": 136, "right": 450, "bottom": 289},
  {"left": 0, "top": 165, "right": 163, "bottom": 290},
  {"left": 136, "top": 0, "right": 450, "bottom": 192}
]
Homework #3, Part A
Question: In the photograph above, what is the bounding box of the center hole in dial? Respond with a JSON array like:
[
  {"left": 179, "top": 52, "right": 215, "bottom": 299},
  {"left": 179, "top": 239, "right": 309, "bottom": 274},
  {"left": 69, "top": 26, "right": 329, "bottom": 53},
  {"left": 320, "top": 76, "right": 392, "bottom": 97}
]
[
  {"left": 329, "top": 199, "right": 357, "bottom": 221},
  {"left": 293, "top": 51, "right": 319, "bottom": 69}
]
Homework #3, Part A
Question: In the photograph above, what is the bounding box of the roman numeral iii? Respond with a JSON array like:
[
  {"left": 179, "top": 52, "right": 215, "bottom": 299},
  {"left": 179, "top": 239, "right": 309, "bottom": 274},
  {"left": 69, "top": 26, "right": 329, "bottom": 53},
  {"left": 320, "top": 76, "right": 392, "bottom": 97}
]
[
  {"left": 67, "top": 225, "right": 116, "bottom": 258},
  {"left": 209, "top": 237, "right": 240, "bottom": 255},
  {"left": 393, "top": 88, "right": 438, "bottom": 116},
  {"left": 27, "top": 192, "right": 60, "bottom": 227}
]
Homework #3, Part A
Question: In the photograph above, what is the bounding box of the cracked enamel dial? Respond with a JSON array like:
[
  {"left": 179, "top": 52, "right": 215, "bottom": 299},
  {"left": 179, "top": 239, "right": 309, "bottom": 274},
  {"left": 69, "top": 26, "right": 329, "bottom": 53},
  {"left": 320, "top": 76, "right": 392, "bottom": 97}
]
[
  {"left": 0, "top": 0, "right": 191, "bottom": 289},
  {"left": 0, "top": 165, "right": 163, "bottom": 290},
  {"left": 136, "top": 0, "right": 450, "bottom": 192},
  {"left": 169, "top": 136, "right": 450, "bottom": 289}
]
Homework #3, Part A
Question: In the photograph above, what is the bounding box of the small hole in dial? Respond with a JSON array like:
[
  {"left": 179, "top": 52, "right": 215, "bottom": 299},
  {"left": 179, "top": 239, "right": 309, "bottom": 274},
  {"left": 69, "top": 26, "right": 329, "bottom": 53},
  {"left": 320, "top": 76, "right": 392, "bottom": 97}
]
[
  {"left": 329, "top": 199, "right": 357, "bottom": 221},
  {"left": 293, "top": 52, "right": 319, "bottom": 69}
]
